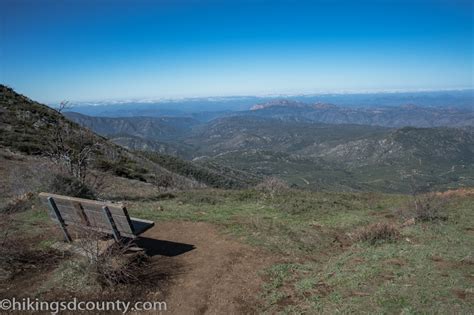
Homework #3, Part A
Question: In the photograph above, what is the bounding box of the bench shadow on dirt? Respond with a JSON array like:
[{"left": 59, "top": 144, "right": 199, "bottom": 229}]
[{"left": 134, "top": 237, "right": 195, "bottom": 257}]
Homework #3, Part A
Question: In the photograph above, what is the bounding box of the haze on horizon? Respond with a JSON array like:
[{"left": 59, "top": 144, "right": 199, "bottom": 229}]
[{"left": 1, "top": 0, "right": 473, "bottom": 104}]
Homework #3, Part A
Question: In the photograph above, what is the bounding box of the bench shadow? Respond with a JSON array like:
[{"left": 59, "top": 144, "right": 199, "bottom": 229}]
[{"left": 134, "top": 237, "right": 195, "bottom": 257}]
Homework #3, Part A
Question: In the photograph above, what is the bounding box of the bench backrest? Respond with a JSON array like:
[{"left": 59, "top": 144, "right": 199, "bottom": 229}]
[{"left": 39, "top": 192, "right": 135, "bottom": 235}]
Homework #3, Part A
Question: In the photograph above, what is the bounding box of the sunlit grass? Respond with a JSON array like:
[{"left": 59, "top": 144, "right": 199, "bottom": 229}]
[
  {"left": 127, "top": 189, "right": 474, "bottom": 313},
  {"left": 11, "top": 188, "right": 472, "bottom": 313}
]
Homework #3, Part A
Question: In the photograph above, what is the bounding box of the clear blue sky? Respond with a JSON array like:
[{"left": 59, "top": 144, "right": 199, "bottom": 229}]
[{"left": 1, "top": 0, "right": 473, "bottom": 103}]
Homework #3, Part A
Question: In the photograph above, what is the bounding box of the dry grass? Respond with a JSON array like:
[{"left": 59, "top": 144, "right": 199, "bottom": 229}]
[
  {"left": 354, "top": 222, "right": 400, "bottom": 245},
  {"left": 94, "top": 245, "right": 148, "bottom": 287},
  {"left": 0, "top": 225, "right": 63, "bottom": 283},
  {"left": 256, "top": 177, "right": 289, "bottom": 199},
  {"left": 393, "top": 193, "right": 449, "bottom": 222},
  {"left": 69, "top": 228, "right": 148, "bottom": 288},
  {"left": 0, "top": 192, "right": 35, "bottom": 213}
]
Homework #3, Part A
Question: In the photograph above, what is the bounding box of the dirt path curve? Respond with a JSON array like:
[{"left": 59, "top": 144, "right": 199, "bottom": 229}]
[{"left": 138, "top": 221, "right": 276, "bottom": 315}]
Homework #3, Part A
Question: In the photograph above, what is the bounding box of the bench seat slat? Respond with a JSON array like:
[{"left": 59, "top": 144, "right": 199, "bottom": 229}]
[
  {"left": 40, "top": 192, "right": 153, "bottom": 239},
  {"left": 51, "top": 219, "right": 139, "bottom": 238},
  {"left": 43, "top": 204, "right": 134, "bottom": 234},
  {"left": 39, "top": 193, "right": 125, "bottom": 215},
  {"left": 39, "top": 202, "right": 133, "bottom": 233}
]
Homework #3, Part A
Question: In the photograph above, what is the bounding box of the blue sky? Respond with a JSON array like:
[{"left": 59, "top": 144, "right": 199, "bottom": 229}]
[{"left": 1, "top": 0, "right": 473, "bottom": 103}]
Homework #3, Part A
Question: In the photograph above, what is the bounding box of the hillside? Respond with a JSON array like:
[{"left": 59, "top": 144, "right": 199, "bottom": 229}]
[
  {"left": 64, "top": 112, "right": 198, "bottom": 158},
  {"left": 64, "top": 112, "right": 200, "bottom": 141},
  {"left": 67, "top": 109, "right": 474, "bottom": 193},
  {"left": 140, "top": 151, "right": 260, "bottom": 189},
  {"left": 312, "top": 127, "right": 474, "bottom": 167},
  {"left": 0, "top": 85, "right": 252, "bottom": 200},
  {"left": 193, "top": 117, "right": 474, "bottom": 192},
  {"left": 185, "top": 116, "right": 389, "bottom": 155},
  {"left": 245, "top": 99, "right": 474, "bottom": 128}
]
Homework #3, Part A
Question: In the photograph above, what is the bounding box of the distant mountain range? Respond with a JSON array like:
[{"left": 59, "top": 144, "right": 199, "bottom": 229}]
[
  {"left": 66, "top": 94, "right": 473, "bottom": 128},
  {"left": 4, "top": 84, "right": 472, "bottom": 193},
  {"left": 65, "top": 110, "right": 474, "bottom": 193},
  {"left": 64, "top": 89, "right": 473, "bottom": 118},
  {"left": 244, "top": 99, "right": 474, "bottom": 128}
]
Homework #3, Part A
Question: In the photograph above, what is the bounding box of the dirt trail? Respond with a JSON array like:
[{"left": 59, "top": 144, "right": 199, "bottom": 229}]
[{"left": 138, "top": 221, "right": 276, "bottom": 315}]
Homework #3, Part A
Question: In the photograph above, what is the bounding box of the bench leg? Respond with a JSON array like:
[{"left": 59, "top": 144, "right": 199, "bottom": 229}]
[
  {"left": 47, "top": 197, "right": 72, "bottom": 243},
  {"left": 102, "top": 206, "right": 121, "bottom": 242}
]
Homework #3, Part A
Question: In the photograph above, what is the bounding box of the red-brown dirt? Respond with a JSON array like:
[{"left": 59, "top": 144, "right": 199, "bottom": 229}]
[
  {"left": 139, "top": 221, "right": 277, "bottom": 314},
  {"left": 1, "top": 221, "right": 277, "bottom": 314}
]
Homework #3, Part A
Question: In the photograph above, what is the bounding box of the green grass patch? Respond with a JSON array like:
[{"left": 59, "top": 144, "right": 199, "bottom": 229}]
[
  {"left": 7, "top": 187, "right": 472, "bottom": 313},
  {"left": 127, "top": 188, "right": 474, "bottom": 313}
]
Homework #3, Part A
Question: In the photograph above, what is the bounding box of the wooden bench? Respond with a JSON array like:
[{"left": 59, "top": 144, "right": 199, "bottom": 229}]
[{"left": 39, "top": 192, "right": 154, "bottom": 242}]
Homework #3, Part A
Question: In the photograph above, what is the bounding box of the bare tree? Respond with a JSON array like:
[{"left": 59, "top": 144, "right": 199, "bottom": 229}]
[
  {"left": 57, "top": 100, "right": 72, "bottom": 113},
  {"left": 256, "top": 176, "right": 289, "bottom": 199},
  {"left": 46, "top": 100, "right": 100, "bottom": 184}
]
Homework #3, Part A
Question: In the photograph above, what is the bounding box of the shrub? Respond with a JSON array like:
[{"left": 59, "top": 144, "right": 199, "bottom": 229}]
[
  {"left": 256, "top": 177, "right": 289, "bottom": 199},
  {"left": 354, "top": 222, "right": 400, "bottom": 245},
  {"left": 277, "top": 197, "right": 317, "bottom": 214},
  {"left": 95, "top": 249, "right": 147, "bottom": 287},
  {"left": 95, "top": 157, "right": 148, "bottom": 182},
  {"left": 6, "top": 161, "right": 54, "bottom": 197},
  {"left": 1, "top": 192, "right": 35, "bottom": 214},
  {"left": 393, "top": 193, "right": 449, "bottom": 222},
  {"left": 71, "top": 230, "right": 148, "bottom": 287},
  {"left": 234, "top": 189, "right": 259, "bottom": 201},
  {"left": 153, "top": 173, "right": 176, "bottom": 188},
  {"left": 49, "top": 174, "right": 96, "bottom": 199},
  {"left": 177, "top": 190, "right": 222, "bottom": 205}
]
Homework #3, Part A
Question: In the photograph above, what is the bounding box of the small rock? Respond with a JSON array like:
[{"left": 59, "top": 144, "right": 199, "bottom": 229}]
[
  {"left": 401, "top": 218, "right": 415, "bottom": 227},
  {"left": 309, "top": 221, "right": 323, "bottom": 228}
]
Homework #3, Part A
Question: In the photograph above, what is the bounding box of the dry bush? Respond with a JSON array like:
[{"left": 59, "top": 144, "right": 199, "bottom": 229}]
[
  {"left": 71, "top": 229, "right": 148, "bottom": 288},
  {"left": 393, "top": 193, "right": 449, "bottom": 222},
  {"left": 152, "top": 173, "right": 177, "bottom": 189},
  {"left": 95, "top": 246, "right": 147, "bottom": 287},
  {"left": 48, "top": 173, "right": 96, "bottom": 199},
  {"left": 256, "top": 177, "right": 289, "bottom": 199},
  {"left": 354, "top": 222, "right": 400, "bottom": 245},
  {"left": 5, "top": 160, "right": 97, "bottom": 211},
  {"left": 1, "top": 192, "right": 35, "bottom": 213},
  {"left": 6, "top": 161, "right": 54, "bottom": 197},
  {"left": 2, "top": 171, "right": 95, "bottom": 214}
]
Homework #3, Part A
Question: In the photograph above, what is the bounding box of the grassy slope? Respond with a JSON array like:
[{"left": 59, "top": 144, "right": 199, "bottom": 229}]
[
  {"left": 126, "top": 189, "right": 473, "bottom": 314},
  {"left": 139, "top": 151, "right": 260, "bottom": 189},
  {"left": 6, "top": 188, "right": 473, "bottom": 313}
]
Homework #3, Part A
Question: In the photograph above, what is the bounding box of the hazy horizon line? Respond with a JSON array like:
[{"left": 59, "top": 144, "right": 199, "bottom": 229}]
[{"left": 55, "top": 86, "right": 474, "bottom": 106}]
